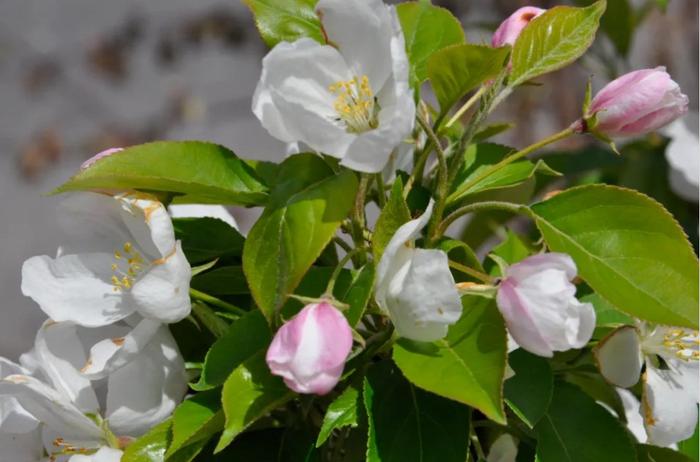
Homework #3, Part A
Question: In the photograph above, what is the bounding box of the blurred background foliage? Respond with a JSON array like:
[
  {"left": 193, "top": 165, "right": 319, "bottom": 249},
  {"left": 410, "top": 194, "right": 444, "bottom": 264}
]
[{"left": 0, "top": 0, "right": 696, "bottom": 358}]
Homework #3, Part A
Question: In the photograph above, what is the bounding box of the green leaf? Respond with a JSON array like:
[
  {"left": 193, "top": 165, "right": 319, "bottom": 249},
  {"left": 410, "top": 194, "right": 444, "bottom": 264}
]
[
  {"left": 364, "top": 361, "right": 471, "bottom": 462},
  {"left": 373, "top": 177, "right": 411, "bottom": 263},
  {"left": 173, "top": 217, "right": 245, "bottom": 265},
  {"left": 393, "top": 295, "right": 507, "bottom": 423},
  {"left": 531, "top": 185, "right": 699, "bottom": 329},
  {"left": 637, "top": 445, "right": 695, "bottom": 462},
  {"left": 504, "top": 349, "right": 553, "bottom": 428},
  {"left": 490, "top": 230, "right": 532, "bottom": 267},
  {"left": 338, "top": 263, "right": 375, "bottom": 327},
  {"left": 563, "top": 370, "right": 626, "bottom": 423},
  {"left": 243, "top": 154, "right": 358, "bottom": 322},
  {"left": 123, "top": 420, "right": 171, "bottom": 462},
  {"left": 191, "top": 266, "right": 249, "bottom": 296},
  {"left": 679, "top": 423, "right": 699, "bottom": 462},
  {"left": 192, "top": 302, "right": 230, "bottom": 339},
  {"left": 396, "top": 2, "right": 465, "bottom": 86},
  {"left": 580, "top": 292, "right": 633, "bottom": 326},
  {"left": 54, "top": 141, "right": 268, "bottom": 206},
  {"left": 429, "top": 44, "right": 510, "bottom": 113},
  {"left": 243, "top": 0, "right": 323, "bottom": 47},
  {"left": 448, "top": 143, "right": 560, "bottom": 207},
  {"left": 535, "top": 381, "right": 637, "bottom": 462},
  {"left": 473, "top": 122, "right": 515, "bottom": 143},
  {"left": 167, "top": 389, "right": 224, "bottom": 458},
  {"left": 438, "top": 238, "right": 485, "bottom": 281},
  {"left": 510, "top": 1, "right": 606, "bottom": 87},
  {"left": 216, "top": 350, "right": 295, "bottom": 452},
  {"left": 316, "top": 384, "right": 362, "bottom": 447},
  {"left": 192, "top": 310, "right": 271, "bottom": 391}
]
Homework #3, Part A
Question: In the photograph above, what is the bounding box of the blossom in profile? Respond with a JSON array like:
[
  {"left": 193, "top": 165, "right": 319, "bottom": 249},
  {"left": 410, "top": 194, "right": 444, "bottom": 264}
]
[
  {"left": 252, "top": 0, "right": 415, "bottom": 173},
  {"left": 496, "top": 253, "right": 596, "bottom": 357},
  {"left": 375, "top": 201, "right": 463, "bottom": 342},
  {"left": 584, "top": 67, "right": 688, "bottom": 138},
  {"left": 594, "top": 324, "right": 699, "bottom": 446},
  {"left": 266, "top": 302, "right": 353, "bottom": 395}
]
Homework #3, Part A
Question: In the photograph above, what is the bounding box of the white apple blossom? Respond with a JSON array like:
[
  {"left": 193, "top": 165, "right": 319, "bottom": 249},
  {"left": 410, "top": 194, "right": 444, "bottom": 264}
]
[
  {"left": 594, "top": 323, "right": 699, "bottom": 447},
  {"left": 496, "top": 253, "right": 596, "bottom": 357},
  {"left": 0, "top": 320, "right": 186, "bottom": 461},
  {"left": 375, "top": 201, "right": 462, "bottom": 342},
  {"left": 22, "top": 192, "right": 192, "bottom": 327},
  {"left": 252, "top": 0, "right": 415, "bottom": 173}
]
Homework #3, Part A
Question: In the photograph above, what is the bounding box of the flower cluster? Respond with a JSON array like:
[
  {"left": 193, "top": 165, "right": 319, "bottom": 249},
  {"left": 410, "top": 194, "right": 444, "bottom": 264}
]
[
  {"left": 1, "top": 0, "right": 696, "bottom": 460},
  {"left": 1, "top": 188, "right": 194, "bottom": 460}
]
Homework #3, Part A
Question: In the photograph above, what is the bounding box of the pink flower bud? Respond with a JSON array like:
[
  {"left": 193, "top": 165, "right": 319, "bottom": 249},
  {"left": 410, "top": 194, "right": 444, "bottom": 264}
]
[
  {"left": 492, "top": 6, "right": 546, "bottom": 47},
  {"left": 266, "top": 302, "right": 353, "bottom": 395},
  {"left": 588, "top": 67, "right": 688, "bottom": 138},
  {"left": 495, "top": 253, "right": 595, "bottom": 358},
  {"left": 80, "top": 147, "right": 123, "bottom": 170}
]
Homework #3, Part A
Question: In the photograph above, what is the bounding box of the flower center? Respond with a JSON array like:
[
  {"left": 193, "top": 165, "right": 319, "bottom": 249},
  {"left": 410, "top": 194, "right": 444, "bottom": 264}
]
[
  {"left": 111, "top": 241, "right": 146, "bottom": 292},
  {"left": 661, "top": 328, "right": 699, "bottom": 361},
  {"left": 645, "top": 327, "right": 700, "bottom": 362},
  {"left": 329, "top": 75, "right": 379, "bottom": 133},
  {"left": 51, "top": 437, "right": 95, "bottom": 457}
]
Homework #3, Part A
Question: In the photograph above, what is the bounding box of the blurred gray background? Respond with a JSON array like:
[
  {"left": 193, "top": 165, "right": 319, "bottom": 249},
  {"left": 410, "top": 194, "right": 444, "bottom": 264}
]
[{"left": 0, "top": 0, "right": 697, "bottom": 358}]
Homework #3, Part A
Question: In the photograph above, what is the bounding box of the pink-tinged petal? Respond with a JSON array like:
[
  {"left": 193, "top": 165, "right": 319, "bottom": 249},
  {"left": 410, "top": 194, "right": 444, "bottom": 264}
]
[
  {"left": 266, "top": 303, "right": 353, "bottom": 395},
  {"left": 505, "top": 253, "right": 577, "bottom": 283},
  {"left": 589, "top": 68, "right": 663, "bottom": 112},
  {"left": 594, "top": 325, "right": 643, "bottom": 388},
  {"left": 80, "top": 147, "right": 123, "bottom": 170},
  {"left": 642, "top": 360, "right": 699, "bottom": 447},
  {"left": 492, "top": 6, "right": 546, "bottom": 47},
  {"left": 496, "top": 280, "right": 553, "bottom": 357}
]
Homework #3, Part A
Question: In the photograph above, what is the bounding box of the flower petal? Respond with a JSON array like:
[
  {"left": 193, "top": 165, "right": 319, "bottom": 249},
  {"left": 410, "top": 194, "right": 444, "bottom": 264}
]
[
  {"left": 131, "top": 242, "right": 192, "bottom": 323},
  {"left": 316, "top": 0, "right": 394, "bottom": 90},
  {"left": 594, "top": 325, "right": 643, "bottom": 388},
  {"left": 80, "top": 318, "right": 162, "bottom": 380},
  {"left": 0, "top": 375, "right": 102, "bottom": 440},
  {"left": 643, "top": 360, "right": 699, "bottom": 447},
  {"left": 0, "top": 427, "right": 43, "bottom": 462},
  {"left": 105, "top": 326, "right": 187, "bottom": 436},
  {"left": 31, "top": 322, "right": 99, "bottom": 414},
  {"left": 616, "top": 388, "right": 648, "bottom": 443},
  {"left": 69, "top": 447, "right": 124, "bottom": 462},
  {"left": 487, "top": 433, "right": 519, "bottom": 462},
  {"left": 505, "top": 253, "right": 577, "bottom": 283},
  {"left": 387, "top": 248, "right": 462, "bottom": 342},
  {"left": 496, "top": 280, "right": 553, "bottom": 357},
  {"left": 21, "top": 253, "right": 134, "bottom": 327}
]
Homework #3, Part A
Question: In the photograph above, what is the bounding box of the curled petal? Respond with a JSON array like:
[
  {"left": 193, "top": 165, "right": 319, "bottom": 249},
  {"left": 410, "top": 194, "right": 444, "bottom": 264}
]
[
  {"left": 492, "top": 6, "right": 546, "bottom": 47},
  {"left": 594, "top": 325, "right": 643, "bottom": 388}
]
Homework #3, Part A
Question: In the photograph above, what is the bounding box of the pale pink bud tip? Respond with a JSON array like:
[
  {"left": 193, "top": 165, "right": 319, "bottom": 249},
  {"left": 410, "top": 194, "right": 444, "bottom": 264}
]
[
  {"left": 492, "top": 6, "right": 546, "bottom": 48},
  {"left": 80, "top": 147, "right": 124, "bottom": 170},
  {"left": 266, "top": 302, "right": 353, "bottom": 395},
  {"left": 495, "top": 253, "right": 595, "bottom": 358},
  {"left": 589, "top": 67, "right": 689, "bottom": 138}
]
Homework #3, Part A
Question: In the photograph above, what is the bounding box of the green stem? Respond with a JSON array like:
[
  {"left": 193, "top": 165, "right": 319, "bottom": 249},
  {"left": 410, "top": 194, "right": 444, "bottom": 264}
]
[
  {"left": 189, "top": 288, "right": 246, "bottom": 316},
  {"left": 350, "top": 174, "right": 370, "bottom": 266},
  {"left": 324, "top": 246, "right": 367, "bottom": 297},
  {"left": 333, "top": 235, "right": 354, "bottom": 254},
  {"left": 374, "top": 173, "right": 387, "bottom": 208},
  {"left": 445, "top": 85, "right": 487, "bottom": 129},
  {"left": 448, "top": 260, "right": 494, "bottom": 284},
  {"left": 456, "top": 126, "right": 574, "bottom": 198},
  {"left": 438, "top": 201, "right": 532, "bottom": 236},
  {"left": 470, "top": 420, "right": 487, "bottom": 461},
  {"left": 416, "top": 113, "right": 449, "bottom": 247}
]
